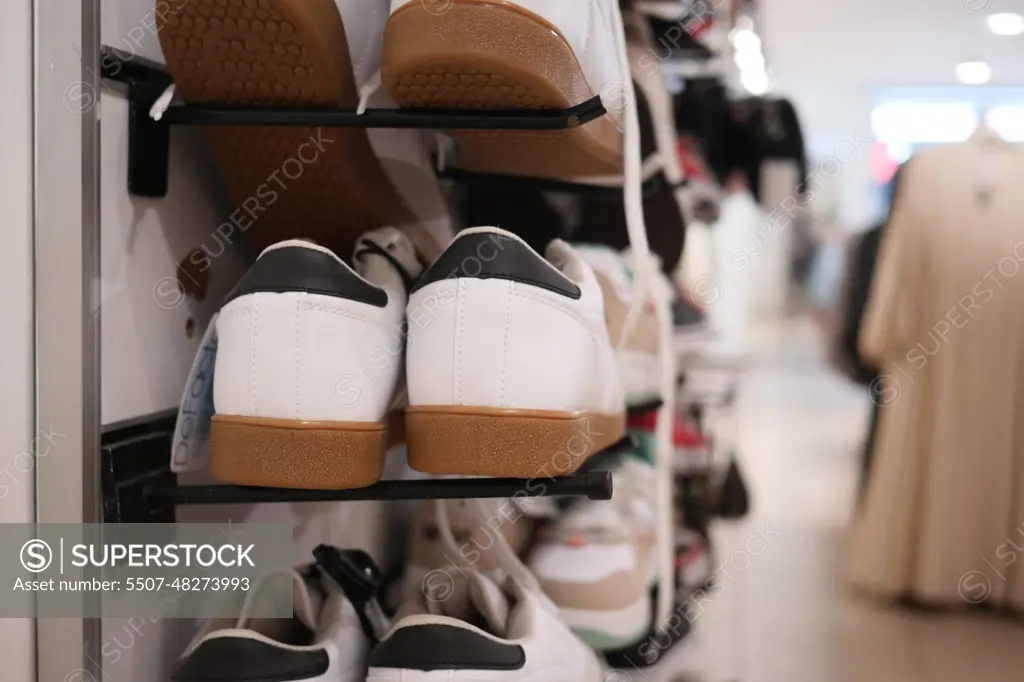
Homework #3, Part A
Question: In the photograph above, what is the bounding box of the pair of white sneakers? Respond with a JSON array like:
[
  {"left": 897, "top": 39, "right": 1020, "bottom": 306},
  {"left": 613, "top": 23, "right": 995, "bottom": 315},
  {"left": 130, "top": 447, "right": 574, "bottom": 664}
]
[
  {"left": 174, "top": 516, "right": 604, "bottom": 682},
  {"left": 210, "top": 226, "right": 627, "bottom": 489}
]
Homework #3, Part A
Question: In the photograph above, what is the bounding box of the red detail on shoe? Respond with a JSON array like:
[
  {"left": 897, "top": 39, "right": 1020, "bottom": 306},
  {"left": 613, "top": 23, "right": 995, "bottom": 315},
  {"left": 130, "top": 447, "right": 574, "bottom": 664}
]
[
  {"left": 566, "top": 535, "right": 588, "bottom": 548},
  {"left": 689, "top": 17, "right": 713, "bottom": 38},
  {"left": 675, "top": 542, "right": 707, "bottom": 570},
  {"left": 628, "top": 412, "right": 708, "bottom": 448}
]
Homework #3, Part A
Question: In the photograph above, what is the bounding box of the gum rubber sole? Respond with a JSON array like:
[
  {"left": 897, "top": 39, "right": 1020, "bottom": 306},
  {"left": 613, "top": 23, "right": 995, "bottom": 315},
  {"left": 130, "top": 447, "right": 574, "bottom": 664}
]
[
  {"left": 158, "top": 0, "right": 413, "bottom": 257},
  {"left": 382, "top": 0, "right": 623, "bottom": 180},
  {"left": 210, "top": 414, "right": 386, "bottom": 489},
  {"left": 405, "top": 406, "right": 626, "bottom": 478}
]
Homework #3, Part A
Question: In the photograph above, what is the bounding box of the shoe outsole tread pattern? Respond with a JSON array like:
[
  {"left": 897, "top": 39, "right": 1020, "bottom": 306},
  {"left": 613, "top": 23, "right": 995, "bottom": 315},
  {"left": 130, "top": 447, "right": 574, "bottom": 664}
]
[
  {"left": 159, "top": 0, "right": 414, "bottom": 258},
  {"left": 382, "top": 0, "right": 624, "bottom": 180}
]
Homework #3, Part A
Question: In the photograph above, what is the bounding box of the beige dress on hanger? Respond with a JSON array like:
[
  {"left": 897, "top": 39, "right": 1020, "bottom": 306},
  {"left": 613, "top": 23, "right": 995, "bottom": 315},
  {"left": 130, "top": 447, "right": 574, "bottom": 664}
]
[{"left": 848, "top": 127, "right": 1024, "bottom": 609}]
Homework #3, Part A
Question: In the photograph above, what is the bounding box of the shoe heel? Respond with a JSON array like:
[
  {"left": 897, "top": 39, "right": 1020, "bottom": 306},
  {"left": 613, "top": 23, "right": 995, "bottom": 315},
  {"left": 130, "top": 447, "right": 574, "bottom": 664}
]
[
  {"left": 210, "top": 415, "right": 386, "bottom": 489},
  {"left": 382, "top": 0, "right": 622, "bottom": 178},
  {"left": 405, "top": 407, "right": 625, "bottom": 478}
]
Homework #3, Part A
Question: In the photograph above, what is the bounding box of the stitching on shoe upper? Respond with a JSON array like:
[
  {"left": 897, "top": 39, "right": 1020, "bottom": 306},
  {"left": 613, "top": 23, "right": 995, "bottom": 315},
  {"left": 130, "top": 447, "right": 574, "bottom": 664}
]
[
  {"left": 298, "top": 301, "right": 394, "bottom": 333},
  {"left": 295, "top": 297, "right": 301, "bottom": 420},
  {"left": 251, "top": 295, "right": 259, "bottom": 415},
  {"left": 456, "top": 280, "right": 464, "bottom": 406},
  {"left": 501, "top": 281, "right": 512, "bottom": 408},
  {"left": 219, "top": 307, "right": 252, "bottom": 321}
]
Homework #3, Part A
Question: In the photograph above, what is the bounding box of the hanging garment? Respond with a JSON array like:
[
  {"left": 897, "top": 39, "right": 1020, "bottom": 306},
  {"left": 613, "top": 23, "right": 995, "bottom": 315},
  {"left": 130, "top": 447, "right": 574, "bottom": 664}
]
[
  {"left": 673, "top": 78, "right": 747, "bottom": 186},
  {"left": 731, "top": 97, "right": 809, "bottom": 204},
  {"left": 848, "top": 128, "right": 1024, "bottom": 609}
]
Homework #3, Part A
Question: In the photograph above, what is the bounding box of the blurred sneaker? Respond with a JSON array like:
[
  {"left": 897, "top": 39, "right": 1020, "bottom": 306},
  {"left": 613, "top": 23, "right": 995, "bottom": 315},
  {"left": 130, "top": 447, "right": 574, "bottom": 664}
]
[
  {"left": 529, "top": 457, "right": 659, "bottom": 650},
  {"left": 370, "top": 567, "right": 602, "bottom": 682},
  {"left": 211, "top": 229, "right": 422, "bottom": 489},
  {"left": 403, "top": 498, "right": 536, "bottom": 600},
  {"left": 173, "top": 565, "right": 365, "bottom": 682},
  {"left": 673, "top": 295, "right": 707, "bottom": 332},
  {"left": 574, "top": 244, "right": 662, "bottom": 408},
  {"left": 405, "top": 227, "right": 626, "bottom": 478},
  {"left": 158, "top": 0, "right": 453, "bottom": 260},
  {"left": 675, "top": 526, "right": 712, "bottom": 597},
  {"left": 630, "top": 410, "right": 709, "bottom": 474},
  {"left": 371, "top": 500, "right": 603, "bottom": 682}
]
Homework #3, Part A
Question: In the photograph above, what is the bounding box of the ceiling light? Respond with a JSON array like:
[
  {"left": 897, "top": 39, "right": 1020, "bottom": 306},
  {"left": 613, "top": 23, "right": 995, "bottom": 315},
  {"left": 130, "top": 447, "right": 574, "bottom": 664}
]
[
  {"left": 956, "top": 60, "right": 992, "bottom": 85},
  {"left": 987, "top": 12, "right": 1024, "bottom": 36}
]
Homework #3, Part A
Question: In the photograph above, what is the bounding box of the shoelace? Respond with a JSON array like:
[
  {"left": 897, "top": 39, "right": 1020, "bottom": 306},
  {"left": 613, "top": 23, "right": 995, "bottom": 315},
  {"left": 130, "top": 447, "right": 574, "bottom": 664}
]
[
  {"left": 150, "top": 83, "right": 177, "bottom": 121},
  {"left": 604, "top": 0, "right": 654, "bottom": 345},
  {"left": 352, "top": 239, "right": 417, "bottom": 294},
  {"left": 649, "top": 267, "right": 679, "bottom": 629},
  {"left": 435, "top": 498, "right": 559, "bottom": 613},
  {"left": 357, "top": 70, "right": 383, "bottom": 115}
]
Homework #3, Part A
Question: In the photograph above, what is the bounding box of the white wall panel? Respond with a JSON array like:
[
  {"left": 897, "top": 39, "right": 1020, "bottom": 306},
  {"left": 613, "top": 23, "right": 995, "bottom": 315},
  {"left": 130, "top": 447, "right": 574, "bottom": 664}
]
[
  {"left": 99, "top": 94, "right": 247, "bottom": 426},
  {"left": 101, "top": 0, "right": 169, "bottom": 64}
]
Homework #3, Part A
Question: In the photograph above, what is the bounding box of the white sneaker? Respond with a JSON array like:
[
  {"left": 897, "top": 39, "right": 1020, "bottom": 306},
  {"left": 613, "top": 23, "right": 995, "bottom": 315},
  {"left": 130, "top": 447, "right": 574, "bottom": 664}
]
[
  {"left": 173, "top": 568, "right": 366, "bottom": 682},
  {"left": 157, "top": 0, "right": 454, "bottom": 261},
  {"left": 211, "top": 229, "right": 422, "bottom": 489},
  {"left": 368, "top": 500, "right": 603, "bottom": 682},
  {"left": 404, "top": 227, "right": 626, "bottom": 478}
]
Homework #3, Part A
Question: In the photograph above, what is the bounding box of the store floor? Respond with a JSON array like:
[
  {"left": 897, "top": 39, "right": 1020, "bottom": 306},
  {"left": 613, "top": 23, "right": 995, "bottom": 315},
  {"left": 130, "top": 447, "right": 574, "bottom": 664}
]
[{"left": 644, "top": 318, "right": 1024, "bottom": 682}]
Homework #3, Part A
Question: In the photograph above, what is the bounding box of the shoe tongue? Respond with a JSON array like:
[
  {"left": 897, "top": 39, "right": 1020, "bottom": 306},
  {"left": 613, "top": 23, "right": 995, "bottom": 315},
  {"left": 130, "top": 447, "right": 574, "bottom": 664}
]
[
  {"left": 292, "top": 572, "right": 324, "bottom": 632},
  {"left": 233, "top": 569, "right": 324, "bottom": 636},
  {"left": 425, "top": 570, "right": 511, "bottom": 638}
]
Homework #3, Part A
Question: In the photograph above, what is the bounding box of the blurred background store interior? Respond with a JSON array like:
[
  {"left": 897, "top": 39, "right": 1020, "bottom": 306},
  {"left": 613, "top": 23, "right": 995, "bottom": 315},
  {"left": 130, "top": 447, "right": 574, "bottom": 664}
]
[{"left": 669, "top": 0, "right": 1024, "bottom": 681}]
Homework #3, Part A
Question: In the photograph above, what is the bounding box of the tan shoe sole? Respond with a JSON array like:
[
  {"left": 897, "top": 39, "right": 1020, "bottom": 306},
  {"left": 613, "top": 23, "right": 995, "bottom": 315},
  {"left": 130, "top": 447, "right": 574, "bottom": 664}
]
[
  {"left": 158, "top": 0, "right": 413, "bottom": 257},
  {"left": 405, "top": 406, "right": 626, "bottom": 478},
  {"left": 382, "top": 0, "right": 623, "bottom": 180},
  {"left": 210, "top": 414, "right": 387, "bottom": 489}
]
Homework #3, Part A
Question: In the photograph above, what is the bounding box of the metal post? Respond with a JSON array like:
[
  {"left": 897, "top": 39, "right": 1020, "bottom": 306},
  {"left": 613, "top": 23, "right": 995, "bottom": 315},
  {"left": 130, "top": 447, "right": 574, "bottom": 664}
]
[{"left": 34, "top": 0, "right": 102, "bottom": 679}]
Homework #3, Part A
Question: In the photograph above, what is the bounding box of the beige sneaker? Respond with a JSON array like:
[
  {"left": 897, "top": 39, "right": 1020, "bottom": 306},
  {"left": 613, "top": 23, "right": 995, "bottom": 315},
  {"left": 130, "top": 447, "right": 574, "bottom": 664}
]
[{"left": 529, "top": 457, "right": 659, "bottom": 650}]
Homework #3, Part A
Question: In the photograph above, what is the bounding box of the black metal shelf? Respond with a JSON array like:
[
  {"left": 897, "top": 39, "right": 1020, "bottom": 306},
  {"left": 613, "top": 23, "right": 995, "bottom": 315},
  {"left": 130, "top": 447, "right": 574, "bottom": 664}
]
[
  {"left": 156, "top": 98, "right": 607, "bottom": 131},
  {"left": 148, "top": 471, "right": 612, "bottom": 507},
  {"left": 98, "top": 45, "right": 609, "bottom": 198},
  {"left": 102, "top": 417, "right": 626, "bottom": 523}
]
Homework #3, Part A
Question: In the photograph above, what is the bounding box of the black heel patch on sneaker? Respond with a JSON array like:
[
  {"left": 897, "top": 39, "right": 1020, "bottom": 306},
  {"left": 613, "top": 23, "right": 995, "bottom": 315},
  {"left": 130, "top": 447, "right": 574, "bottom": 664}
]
[
  {"left": 412, "top": 232, "right": 582, "bottom": 300},
  {"left": 368, "top": 624, "right": 526, "bottom": 672},
  {"left": 172, "top": 637, "right": 329, "bottom": 682},
  {"left": 225, "top": 245, "right": 388, "bottom": 308}
]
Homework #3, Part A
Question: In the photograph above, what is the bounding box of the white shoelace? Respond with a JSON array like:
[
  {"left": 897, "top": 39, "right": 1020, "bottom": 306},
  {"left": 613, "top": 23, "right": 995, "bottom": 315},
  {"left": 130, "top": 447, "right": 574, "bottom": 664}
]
[
  {"left": 435, "top": 498, "right": 558, "bottom": 611},
  {"left": 149, "top": 84, "right": 177, "bottom": 121},
  {"left": 357, "top": 69, "right": 383, "bottom": 115},
  {"left": 650, "top": 269, "right": 678, "bottom": 630},
  {"left": 604, "top": 0, "right": 655, "bottom": 345}
]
